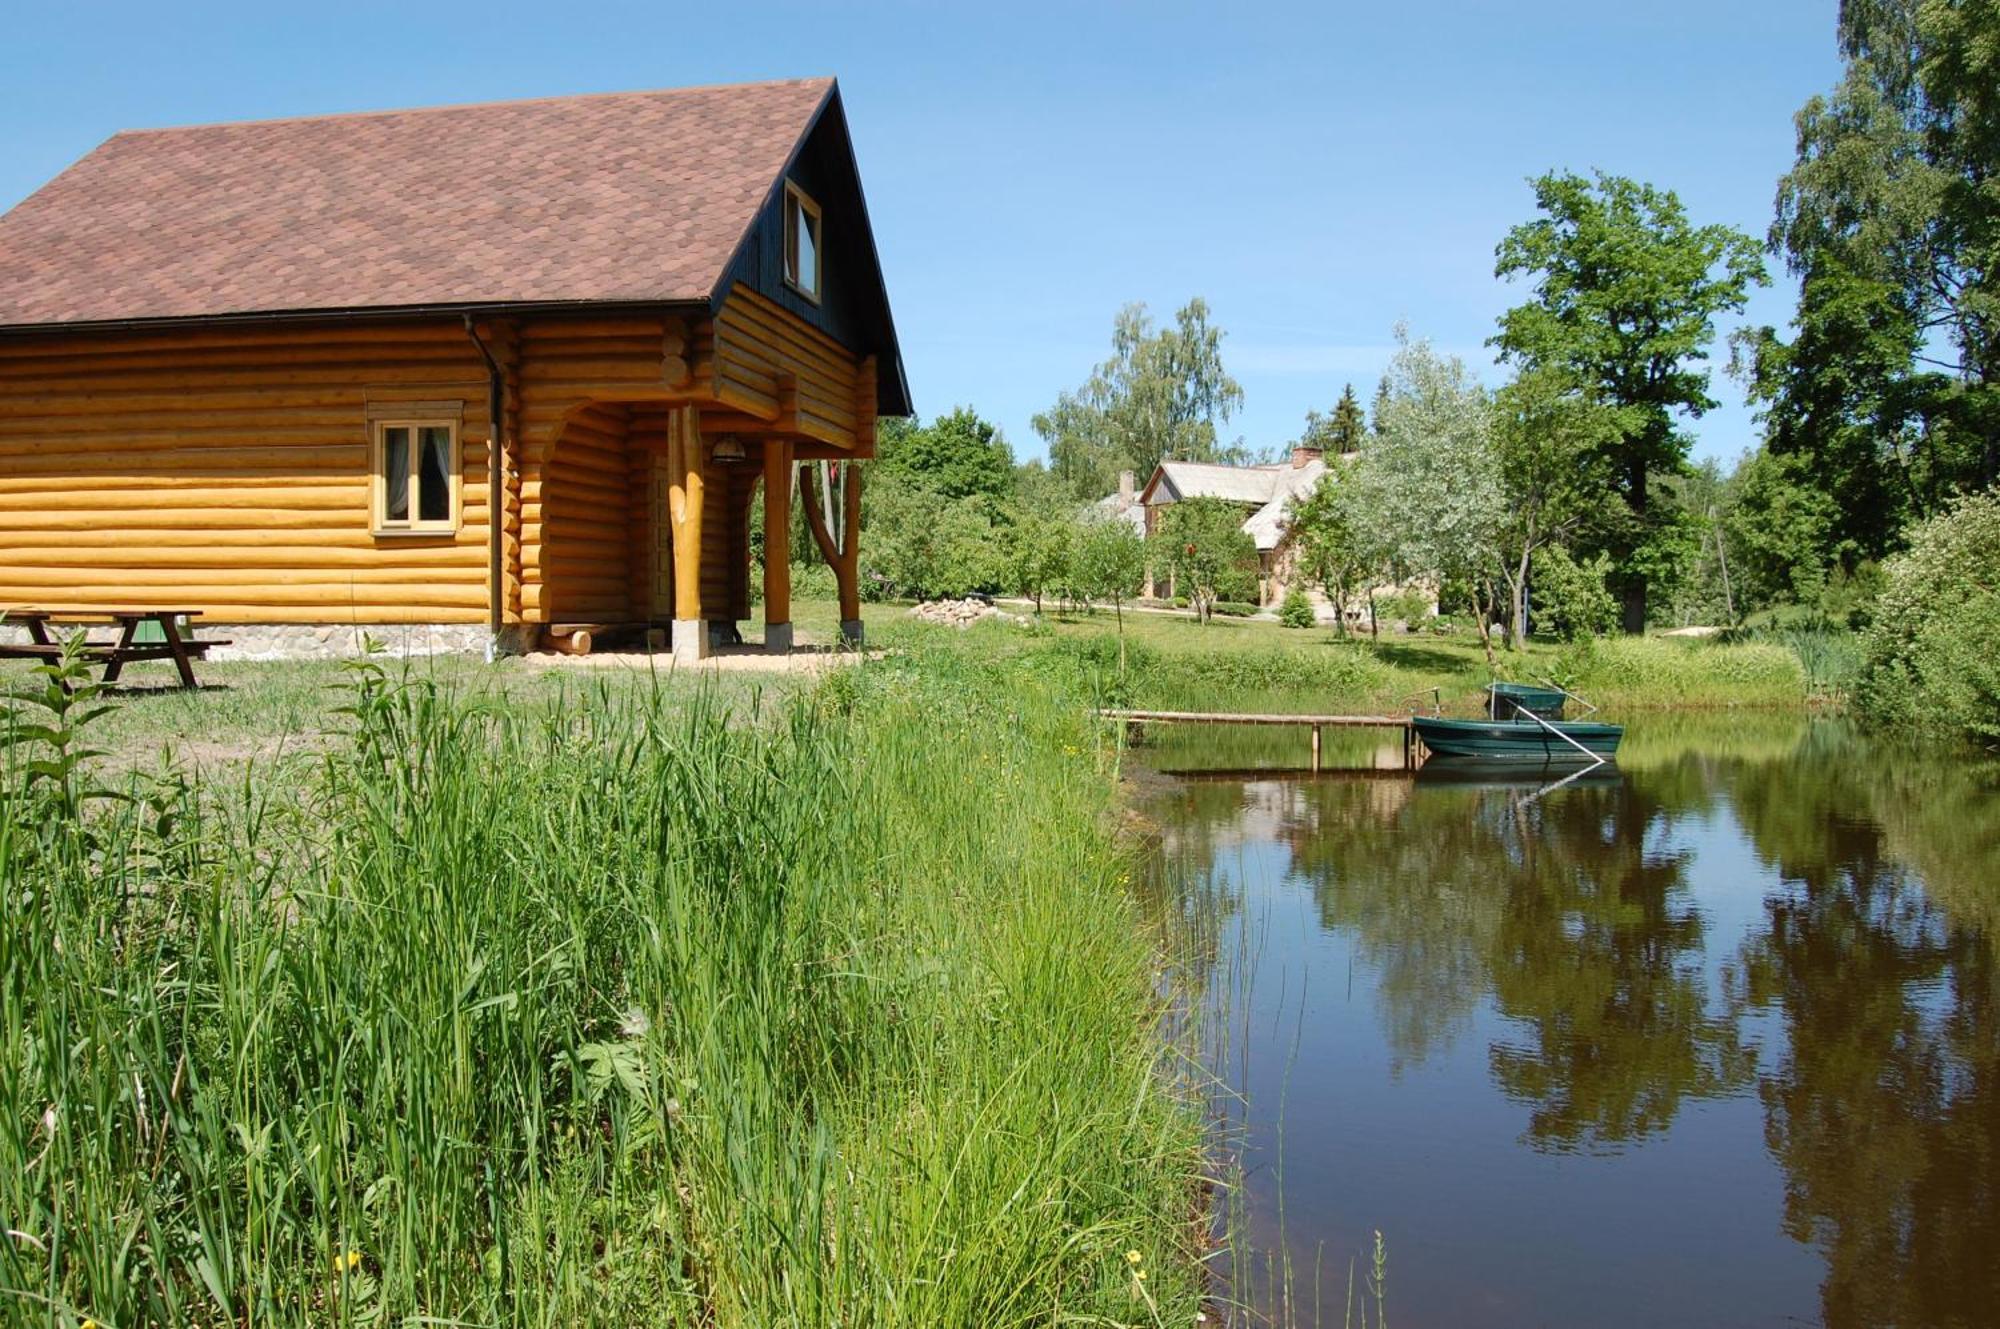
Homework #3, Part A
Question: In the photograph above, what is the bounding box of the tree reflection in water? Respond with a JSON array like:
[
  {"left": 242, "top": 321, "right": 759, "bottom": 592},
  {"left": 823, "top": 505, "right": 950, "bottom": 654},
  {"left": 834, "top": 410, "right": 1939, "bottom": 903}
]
[{"left": 1150, "top": 718, "right": 2000, "bottom": 1325}]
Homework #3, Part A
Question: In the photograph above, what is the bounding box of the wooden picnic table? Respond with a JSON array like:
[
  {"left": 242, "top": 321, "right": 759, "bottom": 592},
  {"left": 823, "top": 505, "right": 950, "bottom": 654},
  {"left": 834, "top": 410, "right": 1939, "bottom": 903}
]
[{"left": 0, "top": 608, "right": 230, "bottom": 690}]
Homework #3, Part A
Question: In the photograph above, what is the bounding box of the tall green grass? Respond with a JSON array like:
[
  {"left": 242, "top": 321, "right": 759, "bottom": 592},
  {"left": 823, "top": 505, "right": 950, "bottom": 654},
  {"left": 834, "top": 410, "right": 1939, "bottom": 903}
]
[
  {"left": 1556, "top": 636, "right": 1809, "bottom": 708},
  {"left": 1035, "top": 634, "right": 1389, "bottom": 714},
  {"left": 1719, "top": 624, "right": 1863, "bottom": 700},
  {"left": 1, "top": 643, "right": 1207, "bottom": 1326}
]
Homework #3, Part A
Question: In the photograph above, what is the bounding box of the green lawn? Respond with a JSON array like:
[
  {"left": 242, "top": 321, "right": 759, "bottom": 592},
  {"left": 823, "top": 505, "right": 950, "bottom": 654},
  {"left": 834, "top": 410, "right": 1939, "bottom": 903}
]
[
  {"left": 4, "top": 598, "right": 1827, "bottom": 780},
  {"left": 863, "top": 600, "right": 1819, "bottom": 714}
]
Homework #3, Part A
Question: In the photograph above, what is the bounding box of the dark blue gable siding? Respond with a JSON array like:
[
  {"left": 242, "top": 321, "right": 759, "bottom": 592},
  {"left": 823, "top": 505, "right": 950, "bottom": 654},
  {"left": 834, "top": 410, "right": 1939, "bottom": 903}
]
[{"left": 716, "top": 89, "right": 910, "bottom": 416}]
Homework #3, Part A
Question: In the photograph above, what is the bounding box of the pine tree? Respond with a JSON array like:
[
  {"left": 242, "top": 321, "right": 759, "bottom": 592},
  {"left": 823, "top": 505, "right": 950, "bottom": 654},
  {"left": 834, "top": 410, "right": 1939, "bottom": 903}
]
[
  {"left": 1329, "top": 383, "right": 1366, "bottom": 452},
  {"left": 1370, "top": 376, "right": 1392, "bottom": 437}
]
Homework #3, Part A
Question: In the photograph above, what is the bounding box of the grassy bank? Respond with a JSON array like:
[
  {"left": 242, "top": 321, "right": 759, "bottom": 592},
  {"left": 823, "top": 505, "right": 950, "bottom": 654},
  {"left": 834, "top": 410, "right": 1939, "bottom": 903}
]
[
  {"left": 1, "top": 644, "right": 1205, "bottom": 1326},
  {"left": 855, "top": 603, "right": 1835, "bottom": 715}
]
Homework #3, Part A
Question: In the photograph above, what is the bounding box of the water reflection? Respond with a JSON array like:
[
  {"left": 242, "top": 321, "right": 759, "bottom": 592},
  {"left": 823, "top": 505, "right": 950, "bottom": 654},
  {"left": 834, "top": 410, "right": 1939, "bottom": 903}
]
[{"left": 1152, "top": 718, "right": 2000, "bottom": 1327}]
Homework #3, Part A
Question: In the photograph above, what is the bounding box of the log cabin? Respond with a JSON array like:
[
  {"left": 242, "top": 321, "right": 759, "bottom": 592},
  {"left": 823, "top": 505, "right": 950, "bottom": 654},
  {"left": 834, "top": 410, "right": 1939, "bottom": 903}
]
[{"left": 0, "top": 77, "right": 908, "bottom": 659}]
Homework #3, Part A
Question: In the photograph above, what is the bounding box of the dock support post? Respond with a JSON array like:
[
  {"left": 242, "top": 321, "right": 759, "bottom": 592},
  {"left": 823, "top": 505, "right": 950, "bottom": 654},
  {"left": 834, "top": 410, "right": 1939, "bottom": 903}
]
[{"left": 1311, "top": 724, "right": 1322, "bottom": 774}]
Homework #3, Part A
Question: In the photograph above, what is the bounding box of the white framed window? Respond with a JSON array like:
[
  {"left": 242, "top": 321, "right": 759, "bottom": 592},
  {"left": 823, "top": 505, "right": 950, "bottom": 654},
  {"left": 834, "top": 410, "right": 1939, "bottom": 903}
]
[
  {"left": 369, "top": 407, "right": 461, "bottom": 535},
  {"left": 783, "top": 181, "right": 822, "bottom": 302}
]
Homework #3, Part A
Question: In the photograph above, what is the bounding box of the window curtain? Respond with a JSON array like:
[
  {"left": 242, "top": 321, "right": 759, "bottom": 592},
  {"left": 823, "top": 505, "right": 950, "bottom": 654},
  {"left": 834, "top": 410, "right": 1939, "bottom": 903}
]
[{"left": 382, "top": 426, "right": 410, "bottom": 521}]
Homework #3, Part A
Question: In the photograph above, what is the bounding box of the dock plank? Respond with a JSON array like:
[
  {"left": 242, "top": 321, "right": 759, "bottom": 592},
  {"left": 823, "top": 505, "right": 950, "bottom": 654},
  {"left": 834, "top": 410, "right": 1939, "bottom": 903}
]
[{"left": 1098, "top": 709, "right": 1411, "bottom": 728}]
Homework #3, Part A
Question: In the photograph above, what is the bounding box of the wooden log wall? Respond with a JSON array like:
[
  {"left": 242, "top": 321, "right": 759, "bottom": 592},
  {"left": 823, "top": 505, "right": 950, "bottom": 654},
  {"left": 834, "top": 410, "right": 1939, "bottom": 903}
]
[
  {"left": 0, "top": 300, "right": 866, "bottom": 630},
  {"left": 0, "top": 321, "right": 492, "bottom": 623},
  {"left": 714, "top": 285, "right": 862, "bottom": 447},
  {"left": 534, "top": 402, "right": 634, "bottom": 624},
  {"left": 699, "top": 463, "right": 756, "bottom": 625},
  {"left": 625, "top": 410, "right": 664, "bottom": 621}
]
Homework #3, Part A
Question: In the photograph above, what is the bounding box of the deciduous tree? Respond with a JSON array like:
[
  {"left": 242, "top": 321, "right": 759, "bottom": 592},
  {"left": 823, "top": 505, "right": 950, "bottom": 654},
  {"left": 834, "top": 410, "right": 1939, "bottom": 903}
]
[
  {"left": 875, "top": 407, "right": 1016, "bottom": 504},
  {"left": 1347, "top": 330, "right": 1506, "bottom": 659},
  {"left": 1287, "top": 465, "right": 1382, "bottom": 636},
  {"left": 1073, "top": 514, "right": 1147, "bottom": 662},
  {"left": 1034, "top": 299, "right": 1245, "bottom": 499},
  {"left": 1152, "top": 498, "right": 1256, "bottom": 624},
  {"left": 1493, "top": 171, "right": 1767, "bottom": 632},
  {"left": 1736, "top": 0, "right": 2000, "bottom": 561},
  {"left": 1490, "top": 366, "right": 1618, "bottom": 644}
]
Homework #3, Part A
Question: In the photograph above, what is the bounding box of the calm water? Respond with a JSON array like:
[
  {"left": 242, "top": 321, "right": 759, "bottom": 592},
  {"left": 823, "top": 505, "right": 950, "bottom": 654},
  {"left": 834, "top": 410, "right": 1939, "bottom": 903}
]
[{"left": 1141, "top": 716, "right": 2000, "bottom": 1328}]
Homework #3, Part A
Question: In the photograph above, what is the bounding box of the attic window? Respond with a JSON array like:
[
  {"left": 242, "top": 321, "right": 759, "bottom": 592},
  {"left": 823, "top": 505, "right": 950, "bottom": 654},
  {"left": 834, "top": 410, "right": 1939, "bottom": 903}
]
[{"left": 783, "top": 182, "right": 821, "bottom": 302}]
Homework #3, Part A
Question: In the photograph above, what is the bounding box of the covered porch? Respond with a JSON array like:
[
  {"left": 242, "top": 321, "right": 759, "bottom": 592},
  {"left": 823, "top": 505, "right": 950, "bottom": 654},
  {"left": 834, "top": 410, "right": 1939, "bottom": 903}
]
[{"left": 525, "top": 399, "right": 867, "bottom": 661}]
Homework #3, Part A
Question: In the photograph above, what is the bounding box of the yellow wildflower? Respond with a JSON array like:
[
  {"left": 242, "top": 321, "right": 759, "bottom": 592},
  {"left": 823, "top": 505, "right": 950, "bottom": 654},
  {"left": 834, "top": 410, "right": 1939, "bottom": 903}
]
[{"left": 1125, "top": 1249, "right": 1143, "bottom": 1266}]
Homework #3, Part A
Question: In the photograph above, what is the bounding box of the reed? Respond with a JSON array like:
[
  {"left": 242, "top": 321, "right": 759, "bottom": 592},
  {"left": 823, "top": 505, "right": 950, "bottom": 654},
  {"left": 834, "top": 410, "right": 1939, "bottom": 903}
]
[
  {"left": 1554, "top": 635, "right": 1809, "bottom": 708},
  {"left": 1, "top": 639, "right": 1208, "bottom": 1327}
]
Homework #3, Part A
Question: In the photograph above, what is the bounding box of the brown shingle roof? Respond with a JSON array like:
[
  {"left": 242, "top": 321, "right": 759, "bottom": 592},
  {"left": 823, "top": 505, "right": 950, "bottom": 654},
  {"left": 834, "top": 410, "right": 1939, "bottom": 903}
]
[{"left": 0, "top": 78, "right": 835, "bottom": 329}]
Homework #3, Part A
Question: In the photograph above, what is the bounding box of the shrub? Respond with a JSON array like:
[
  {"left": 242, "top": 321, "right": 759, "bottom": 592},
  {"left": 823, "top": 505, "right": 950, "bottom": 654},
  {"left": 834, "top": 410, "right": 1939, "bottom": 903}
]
[
  {"left": 1210, "top": 601, "right": 1258, "bottom": 618},
  {"left": 863, "top": 472, "right": 1010, "bottom": 600},
  {"left": 1278, "top": 588, "right": 1316, "bottom": 629},
  {"left": 1856, "top": 492, "right": 2000, "bottom": 743},
  {"left": 1378, "top": 589, "right": 1431, "bottom": 626},
  {"left": 1216, "top": 568, "right": 1260, "bottom": 606},
  {"left": 791, "top": 559, "right": 840, "bottom": 601},
  {"left": 1535, "top": 545, "right": 1620, "bottom": 640},
  {"left": 1820, "top": 560, "right": 1887, "bottom": 629}
]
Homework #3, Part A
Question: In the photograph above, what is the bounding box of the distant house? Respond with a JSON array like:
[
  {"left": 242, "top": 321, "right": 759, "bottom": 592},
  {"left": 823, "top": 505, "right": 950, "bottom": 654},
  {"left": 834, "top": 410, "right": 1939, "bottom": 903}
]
[
  {"left": 1128, "top": 446, "right": 1335, "bottom": 604},
  {"left": 0, "top": 78, "right": 909, "bottom": 660},
  {"left": 1091, "top": 469, "right": 1149, "bottom": 536}
]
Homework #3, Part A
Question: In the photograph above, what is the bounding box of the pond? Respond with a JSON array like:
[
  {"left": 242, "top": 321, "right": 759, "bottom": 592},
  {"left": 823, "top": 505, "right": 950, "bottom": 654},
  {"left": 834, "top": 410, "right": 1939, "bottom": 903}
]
[{"left": 1138, "top": 715, "right": 2000, "bottom": 1328}]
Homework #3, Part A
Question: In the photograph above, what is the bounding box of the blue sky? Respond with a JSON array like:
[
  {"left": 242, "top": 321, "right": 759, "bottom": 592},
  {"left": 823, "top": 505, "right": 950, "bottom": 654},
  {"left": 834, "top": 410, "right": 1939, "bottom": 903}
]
[{"left": 2, "top": 1, "right": 1840, "bottom": 470}]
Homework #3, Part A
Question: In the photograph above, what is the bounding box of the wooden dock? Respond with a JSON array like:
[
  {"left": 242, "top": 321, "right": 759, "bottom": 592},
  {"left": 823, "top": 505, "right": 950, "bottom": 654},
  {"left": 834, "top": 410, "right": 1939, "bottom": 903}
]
[{"left": 1097, "top": 708, "right": 1416, "bottom": 772}]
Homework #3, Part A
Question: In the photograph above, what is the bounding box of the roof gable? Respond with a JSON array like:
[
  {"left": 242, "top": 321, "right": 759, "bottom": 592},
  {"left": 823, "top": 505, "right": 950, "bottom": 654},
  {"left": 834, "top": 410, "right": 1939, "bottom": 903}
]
[
  {"left": 714, "top": 88, "right": 910, "bottom": 415},
  {"left": 0, "top": 79, "right": 854, "bottom": 332},
  {"left": 1152, "top": 461, "right": 1285, "bottom": 506},
  {"left": 1137, "top": 456, "right": 1330, "bottom": 550}
]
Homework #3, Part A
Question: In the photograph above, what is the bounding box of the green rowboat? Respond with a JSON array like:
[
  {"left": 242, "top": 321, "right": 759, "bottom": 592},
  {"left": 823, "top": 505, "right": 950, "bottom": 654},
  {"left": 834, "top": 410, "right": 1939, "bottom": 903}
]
[
  {"left": 1486, "top": 681, "right": 1570, "bottom": 721},
  {"left": 1412, "top": 715, "right": 1624, "bottom": 763}
]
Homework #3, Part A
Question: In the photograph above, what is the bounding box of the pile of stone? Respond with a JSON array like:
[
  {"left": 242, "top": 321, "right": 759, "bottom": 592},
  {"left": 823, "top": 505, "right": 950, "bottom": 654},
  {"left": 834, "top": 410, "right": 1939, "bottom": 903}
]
[{"left": 907, "top": 597, "right": 1024, "bottom": 629}]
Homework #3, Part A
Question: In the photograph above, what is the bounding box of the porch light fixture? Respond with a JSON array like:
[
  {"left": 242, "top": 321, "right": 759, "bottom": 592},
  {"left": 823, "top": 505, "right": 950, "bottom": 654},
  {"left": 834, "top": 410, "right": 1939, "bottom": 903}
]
[{"left": 710, "top": 436, "right": 747, "bottom": 464}]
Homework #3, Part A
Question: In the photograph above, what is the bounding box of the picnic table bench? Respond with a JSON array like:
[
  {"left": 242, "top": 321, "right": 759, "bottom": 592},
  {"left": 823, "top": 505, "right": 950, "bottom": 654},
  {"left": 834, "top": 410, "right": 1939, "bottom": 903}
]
[{"left": 0, "top": 608, "right": 230, "bottom": 691}]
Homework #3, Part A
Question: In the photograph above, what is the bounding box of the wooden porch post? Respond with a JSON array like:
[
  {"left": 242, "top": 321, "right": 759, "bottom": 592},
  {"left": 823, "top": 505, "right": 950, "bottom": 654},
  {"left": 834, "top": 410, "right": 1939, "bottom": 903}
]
[
  {"left": 838, "top": 461, "right": 863, "bottom": 643},
  {"left": 668, "top": 406, "right": 707, "bottom": 661},
  {"left": 763, "top": 439, "right": 793, "bottom": 654},
  {"left": 799, "top": 460, "right": 866, "bottom": 648}
]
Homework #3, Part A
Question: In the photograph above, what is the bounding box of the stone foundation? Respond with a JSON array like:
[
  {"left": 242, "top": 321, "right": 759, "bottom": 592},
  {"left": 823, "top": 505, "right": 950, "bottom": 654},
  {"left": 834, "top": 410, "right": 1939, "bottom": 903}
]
[
  {"left": 209, "top": 622, "right": 503, "bottom": 661},
  {"left": 0, "top": 621, "right": 521, "bottom": 662}
]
